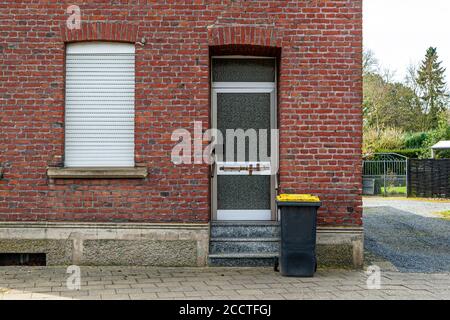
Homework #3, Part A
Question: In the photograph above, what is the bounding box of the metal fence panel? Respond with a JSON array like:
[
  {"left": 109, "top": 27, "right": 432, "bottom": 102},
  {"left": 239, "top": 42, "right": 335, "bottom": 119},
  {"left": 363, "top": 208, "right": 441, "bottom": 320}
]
[
  {"left": 363, "top": 153, "right": 408, "bottom": 196},
  {"left": 408, "top": 159, "right": 450, "bottom": 198}
]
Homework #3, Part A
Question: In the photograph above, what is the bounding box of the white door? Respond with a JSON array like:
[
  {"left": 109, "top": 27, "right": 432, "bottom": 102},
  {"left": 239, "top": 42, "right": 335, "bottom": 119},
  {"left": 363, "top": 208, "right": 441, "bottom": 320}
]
[{"left": 211, "top": 57, "right": 277, "bottom": 221}]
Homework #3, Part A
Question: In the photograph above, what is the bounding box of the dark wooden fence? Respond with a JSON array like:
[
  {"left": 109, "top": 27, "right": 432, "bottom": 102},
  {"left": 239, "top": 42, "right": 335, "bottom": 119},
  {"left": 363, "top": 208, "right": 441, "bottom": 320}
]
[{"left": 407, "top": 159, "right": 450, "bottom": 198}]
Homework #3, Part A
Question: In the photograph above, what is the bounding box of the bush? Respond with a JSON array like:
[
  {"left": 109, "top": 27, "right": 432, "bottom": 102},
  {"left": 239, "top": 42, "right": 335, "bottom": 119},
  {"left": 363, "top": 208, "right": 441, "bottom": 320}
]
[
  {"left": 363, "top": 111, "right": 450, "bottom": 158},
  {"left": 418, "top": 112, "right": 450, "bottom": 158},
  {"left": 363, "top": 127, "right": 405, "bottom": 155},
  {"left": 403, "top": 132, "right": 429, "bottom": 148},
  {"left": 435, "top": 150, "right": 450, "bottom": 159}
]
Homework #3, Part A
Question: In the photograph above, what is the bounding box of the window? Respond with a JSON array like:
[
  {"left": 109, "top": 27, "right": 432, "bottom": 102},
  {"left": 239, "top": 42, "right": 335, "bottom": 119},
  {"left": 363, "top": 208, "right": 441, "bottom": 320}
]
[{"left": 65, "top": 42, "right": 135, "bottom": 167}]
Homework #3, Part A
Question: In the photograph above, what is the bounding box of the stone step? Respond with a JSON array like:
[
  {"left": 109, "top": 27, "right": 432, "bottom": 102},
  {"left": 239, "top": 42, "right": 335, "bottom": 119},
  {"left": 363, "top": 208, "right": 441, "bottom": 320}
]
[
  {"left": 208, "top": 252, "right": 279, "bottom": 267},
  {"left": 209, "top": 221, "right": 281, "bottom": 267},
  {"left": 210, "top": 221, "right": 280, "bottom": 239},
  {"left": 209, "top": 238, "right": 280, "bottom": 254}
]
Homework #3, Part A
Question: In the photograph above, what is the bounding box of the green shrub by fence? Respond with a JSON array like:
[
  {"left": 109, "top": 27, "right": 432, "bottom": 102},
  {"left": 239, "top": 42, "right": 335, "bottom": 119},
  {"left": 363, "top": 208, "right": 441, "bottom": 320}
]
[{"left": 403, "top": 132, "right": 429, "bottom": 149}]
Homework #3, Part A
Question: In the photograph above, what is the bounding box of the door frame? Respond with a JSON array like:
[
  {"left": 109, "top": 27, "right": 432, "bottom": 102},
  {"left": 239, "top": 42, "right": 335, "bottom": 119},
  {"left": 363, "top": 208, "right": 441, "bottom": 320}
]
[{"left": 210, "top": 57, "right": 278, "bottom": 221}]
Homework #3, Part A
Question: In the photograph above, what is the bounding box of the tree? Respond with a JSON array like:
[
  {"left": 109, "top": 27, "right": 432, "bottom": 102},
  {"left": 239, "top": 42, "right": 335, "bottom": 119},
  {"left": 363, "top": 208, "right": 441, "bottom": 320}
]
[
  {"left": 416, "top": 47, "right": 448, "bottom": 130},
  {"left": 363, "top": 73, "right": 388, "bottom": 132},
  {"left": 363, "top": 49, "right": 379, "bottom": 76},
  {"left": 384, "top": 82, "right": 423, "bottom": 132},
  {"left": 405, "top": 63, "right": 419, "bottom": 93},
  {"left": 363, "top": 73, "right": 423, "bottom": 132}
]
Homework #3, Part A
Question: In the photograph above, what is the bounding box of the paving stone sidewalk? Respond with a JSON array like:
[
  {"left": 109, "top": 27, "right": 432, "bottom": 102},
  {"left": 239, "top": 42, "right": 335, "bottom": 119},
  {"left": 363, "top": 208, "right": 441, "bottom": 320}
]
[{"left": 0, "top": 266, "right": 449, "bottom": 300}]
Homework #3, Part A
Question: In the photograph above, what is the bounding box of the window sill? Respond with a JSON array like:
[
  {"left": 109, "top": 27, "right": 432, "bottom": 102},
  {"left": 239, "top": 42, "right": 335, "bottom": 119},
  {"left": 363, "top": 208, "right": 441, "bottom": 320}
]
[{"left": 47, "top": 167, "right": 148, "bottom": 179}]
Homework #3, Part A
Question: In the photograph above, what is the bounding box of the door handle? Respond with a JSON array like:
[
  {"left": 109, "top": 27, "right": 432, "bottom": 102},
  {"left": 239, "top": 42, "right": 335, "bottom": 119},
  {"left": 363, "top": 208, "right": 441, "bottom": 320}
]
[
  {"left": 218, "top": 163, "right": 271, "bottom": 175},
  {"left": 211, "top": 162, "right": 216, "bottom": 178},
  {"left": 210, "top": 147, "right": 216, "bottom": 178}
]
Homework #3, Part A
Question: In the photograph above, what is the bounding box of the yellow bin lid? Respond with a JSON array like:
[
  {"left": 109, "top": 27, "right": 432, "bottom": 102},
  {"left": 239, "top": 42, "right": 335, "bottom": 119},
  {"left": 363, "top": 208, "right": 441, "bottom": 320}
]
[{"left": 276, "top": 194, "right": 320, "bottom": 203}]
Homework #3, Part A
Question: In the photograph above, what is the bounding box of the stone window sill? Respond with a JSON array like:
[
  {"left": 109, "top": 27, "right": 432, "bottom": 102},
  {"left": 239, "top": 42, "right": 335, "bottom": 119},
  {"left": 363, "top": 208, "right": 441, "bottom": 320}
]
[{"left": 47, "top": 167, "right": 148, "bottom": 179}]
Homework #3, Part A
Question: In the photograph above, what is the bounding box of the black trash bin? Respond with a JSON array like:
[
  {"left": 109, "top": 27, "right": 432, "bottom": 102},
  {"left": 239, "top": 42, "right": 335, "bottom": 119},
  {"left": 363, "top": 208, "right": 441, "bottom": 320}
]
[{"left": 276, "top": 194, "right": 321, "bottom": 277}]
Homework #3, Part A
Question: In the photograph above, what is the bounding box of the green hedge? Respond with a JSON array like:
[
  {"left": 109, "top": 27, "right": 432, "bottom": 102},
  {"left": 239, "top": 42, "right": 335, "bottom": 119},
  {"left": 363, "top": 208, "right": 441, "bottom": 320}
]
[{"left": 403, "top": 132, "right": 429, "bottom": 149}]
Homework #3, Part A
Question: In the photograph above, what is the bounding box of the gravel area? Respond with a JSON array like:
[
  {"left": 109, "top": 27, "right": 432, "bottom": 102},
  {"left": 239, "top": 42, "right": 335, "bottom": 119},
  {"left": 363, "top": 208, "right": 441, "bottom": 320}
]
[{"left": 363, "top": 198, "right": 450, "bottom": 273}]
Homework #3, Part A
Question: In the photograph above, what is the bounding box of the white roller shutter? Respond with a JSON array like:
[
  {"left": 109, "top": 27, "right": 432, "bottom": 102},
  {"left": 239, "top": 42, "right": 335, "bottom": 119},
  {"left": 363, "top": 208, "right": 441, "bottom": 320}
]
[{"left": 65, "top": 42, "right": 135, "bottom": 167}]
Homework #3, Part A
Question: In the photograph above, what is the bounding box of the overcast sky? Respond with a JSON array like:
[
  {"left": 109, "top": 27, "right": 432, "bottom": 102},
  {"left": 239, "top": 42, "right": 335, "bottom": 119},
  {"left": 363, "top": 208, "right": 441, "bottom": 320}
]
[{"left": 364, "top": 0, "right": 450, "bottom": 83}]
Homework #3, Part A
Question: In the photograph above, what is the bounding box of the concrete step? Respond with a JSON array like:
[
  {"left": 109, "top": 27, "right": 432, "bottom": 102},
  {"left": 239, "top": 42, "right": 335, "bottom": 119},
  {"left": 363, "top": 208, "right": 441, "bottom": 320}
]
[
  {"left": 210, "top": 221, "right": 280, "bottom": 239},
  {"left": 208, "top": 252, "right": 279, "bottom": 267},
  {"left": 209, "top": 238, "right": 280, "bottom": 254},
  {"left": 209, "top": 221, "right": 280, "bottom": 267}
]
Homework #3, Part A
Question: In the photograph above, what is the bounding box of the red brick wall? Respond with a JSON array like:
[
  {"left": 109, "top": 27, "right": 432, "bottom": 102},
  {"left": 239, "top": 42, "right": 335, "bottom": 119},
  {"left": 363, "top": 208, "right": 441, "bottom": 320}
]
[{"left": 0, "top": 1, "right": 363, "bottom": 225}]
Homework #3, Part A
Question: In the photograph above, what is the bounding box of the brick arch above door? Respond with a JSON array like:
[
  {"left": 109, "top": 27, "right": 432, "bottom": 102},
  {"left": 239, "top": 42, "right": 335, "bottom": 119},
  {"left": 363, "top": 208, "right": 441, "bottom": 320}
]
[
  {"left": 61, "top": 22, "right": 139, "bottom": 43},
  {"left": 207, "top": 25, "right": 280, "bottom": 48}
]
